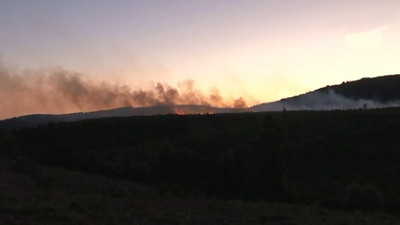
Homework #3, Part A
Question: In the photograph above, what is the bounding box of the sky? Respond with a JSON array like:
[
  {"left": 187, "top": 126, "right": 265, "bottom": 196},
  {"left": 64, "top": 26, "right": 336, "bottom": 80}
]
[{"left": 1, "top": 0, "right": 400, "bottom": 118}]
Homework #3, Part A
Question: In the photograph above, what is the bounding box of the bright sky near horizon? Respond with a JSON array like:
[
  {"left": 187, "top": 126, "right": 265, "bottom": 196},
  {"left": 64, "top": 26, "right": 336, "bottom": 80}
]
[{"left": 1, "top": 0, "right": 400, "bottom": 117}]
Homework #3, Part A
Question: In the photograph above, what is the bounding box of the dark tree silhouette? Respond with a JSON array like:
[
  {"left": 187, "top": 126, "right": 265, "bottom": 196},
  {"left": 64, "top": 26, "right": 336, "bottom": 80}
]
[
  {"left": 0, "top": 131, "right": 17, "bottom": 156},
  {"left": 246, "top": 115, "right": 286, "bottom": 201}
]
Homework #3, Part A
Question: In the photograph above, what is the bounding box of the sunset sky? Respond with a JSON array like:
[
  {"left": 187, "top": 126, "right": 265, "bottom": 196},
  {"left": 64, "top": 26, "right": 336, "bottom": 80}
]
[{"left": 1, "top": 0, "right": 400, "bottom": 118}]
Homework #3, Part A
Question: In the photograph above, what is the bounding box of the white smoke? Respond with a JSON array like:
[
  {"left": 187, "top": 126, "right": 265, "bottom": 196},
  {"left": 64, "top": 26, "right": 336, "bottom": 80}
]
[{"left": 252, "top": 90, "right": 400, "bottom": 112}]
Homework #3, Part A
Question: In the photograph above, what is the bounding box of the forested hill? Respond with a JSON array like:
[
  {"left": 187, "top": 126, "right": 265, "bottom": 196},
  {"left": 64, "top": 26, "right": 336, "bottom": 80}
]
[
  {"left": 252, "top": 74, "right": 400, "bottom": 111},
  {"left": 2, "top": 74, "right": 400, "bottom": 130},
  {"left": 0, "top": 105, "right": 237, "bottom": 130},
  {"left": 317, "top": 74, "right": 400, "bottom": 102}
]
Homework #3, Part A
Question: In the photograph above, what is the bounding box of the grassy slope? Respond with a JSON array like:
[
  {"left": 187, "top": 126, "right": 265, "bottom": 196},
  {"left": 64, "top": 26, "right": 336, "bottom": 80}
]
[{"left": 0, "top": 157, "right": 399, "bottom": 225}]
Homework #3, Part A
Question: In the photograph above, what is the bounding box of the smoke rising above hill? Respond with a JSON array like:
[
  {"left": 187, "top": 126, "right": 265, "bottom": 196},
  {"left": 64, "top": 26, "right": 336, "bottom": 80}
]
[
  {"left": 0, "top": 62, "right": 246, "bottom": 119},
  {"left": 252, "top": 90, "right": 400, "bottom": 112}
]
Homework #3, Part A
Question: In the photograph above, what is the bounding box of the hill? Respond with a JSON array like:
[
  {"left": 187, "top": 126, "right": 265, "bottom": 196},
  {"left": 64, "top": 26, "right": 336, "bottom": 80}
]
[
  {"left": 251, "top": 74, "right": 400, "bottom": 111},
  {"left": 2, "top": 107, "right": 400, "bottom": 223},
  {"left": 0, "top": 105, "right": 238, "bottom": 130},
  {"left": 3, "top": 108, "right": 400, "bottom": 213},
  {"left": 2, "top": 74, "right": 400, "bottom": 130},
  {"left": 320, "top": 74, "right": 400, "bottom": 102},
  {"left": 3, "top": 74, "right": 400, "bottom": 223}
]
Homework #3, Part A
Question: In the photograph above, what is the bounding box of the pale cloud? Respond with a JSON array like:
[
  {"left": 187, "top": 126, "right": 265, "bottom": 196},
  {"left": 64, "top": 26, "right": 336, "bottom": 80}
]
[{"left": 345, "top": 25, "right": 390, "bottom": 51}]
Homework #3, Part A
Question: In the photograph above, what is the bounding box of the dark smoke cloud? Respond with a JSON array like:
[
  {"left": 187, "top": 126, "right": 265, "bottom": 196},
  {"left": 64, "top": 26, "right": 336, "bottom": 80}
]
[
  {"left": 233, "top": 97, "right": 247, "bottom": 109},
  {"left": 0, "top": 61, "right": 247, "bottom": 119}
]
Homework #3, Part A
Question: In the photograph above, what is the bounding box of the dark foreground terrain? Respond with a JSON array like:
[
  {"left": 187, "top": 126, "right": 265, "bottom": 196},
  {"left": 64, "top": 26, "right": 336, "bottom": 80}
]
[
  {"left": 1, "top": 108, "right": 400, "bottom": 224},
  {"left": 0, "top": 157, "right": 398, "bottom": 225}
]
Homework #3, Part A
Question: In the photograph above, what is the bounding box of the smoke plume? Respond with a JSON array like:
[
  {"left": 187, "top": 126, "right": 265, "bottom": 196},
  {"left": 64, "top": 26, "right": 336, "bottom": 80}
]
[
  {"left": 0, "top": 62, "right": 246, "bottom": 119},
  {"left": 251, "top": 90, "right": 400, "bottom": 112}
]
